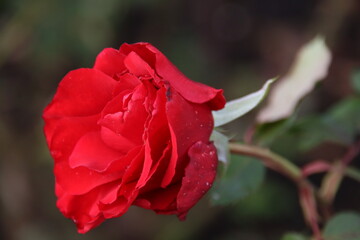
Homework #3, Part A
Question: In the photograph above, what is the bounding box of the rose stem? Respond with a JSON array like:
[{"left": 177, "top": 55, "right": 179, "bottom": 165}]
[
  {"left": 318, "top": 140, "right": 360, "bottom": 220},
  {"left": 228, "top": 143, "right": 323, "bottom": 240}
]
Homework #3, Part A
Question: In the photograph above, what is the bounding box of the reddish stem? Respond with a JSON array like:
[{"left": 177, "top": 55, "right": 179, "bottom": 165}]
[{"left": 229, "top": 143, "right": 323, "bottom": 240}]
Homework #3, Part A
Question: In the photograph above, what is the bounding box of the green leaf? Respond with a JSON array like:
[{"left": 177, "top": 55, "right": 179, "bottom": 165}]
[
  {"left": 213, "top": 79, "right": 274, "bottom": 127},
  {"left": 324, "top": 97, "right": 360, "bottom": 143},
  {"left": 210, "top": 130, "right": 230, "bottom": 165},
  {"left": 254, "top": 117, "right": 297, "bottom": 147},
  {"left": 255, "top": 97, "right": 360, "bottom": 156},
  {"left": 210, "top": 155, "right": 265, "bottom": 205},
  {"left": 323, "top": 212, "right": 360, "bottom": 240},
  {"left": 281, "top": 233, "right": 309, "bottom": 240},
  {"left": 295, "top": 116, "right": 347, "bottom": 151}
]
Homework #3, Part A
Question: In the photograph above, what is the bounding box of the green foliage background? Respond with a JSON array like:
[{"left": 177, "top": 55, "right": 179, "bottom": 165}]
[{"left": 0, "top": 0, "right": 359, "bottom": 239}]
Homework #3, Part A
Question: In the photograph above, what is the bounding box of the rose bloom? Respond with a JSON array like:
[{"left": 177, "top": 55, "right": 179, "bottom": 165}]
[{"left": 43, "top": 42, "right": 225, "bottom": 233}]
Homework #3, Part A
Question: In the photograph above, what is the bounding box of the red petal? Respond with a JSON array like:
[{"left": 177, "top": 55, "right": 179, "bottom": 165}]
[
  {"left": 56, "top": 146, "right": 142, "bottom": 195},
  {"left": 93, "top": 48, "right": 127, "bottom": 78},
  {"left": 146, "top": 87, "right": 170, "bottom": 160},
  {"left": 161, "top": 88, "right": 214, "bottom": 187},
  {"left": 99, "top": 182, "right": 139, "bottom": 218},
  {"left": 98, "top": 184, "right": 121, "bottom": 205},
  {"left": 99, "top": 83, "right": 150, "bottom": 145},
  {"left": 55, "top": 163, "right": 121, "bottom": 195},
  {"left": 123, "top": 51, "right": 155, "bottom": 77},
  {"left": 99, "top": 145, "right": 147, "bottom": 218},
  {"left": 119, "top": 42, "right": 156, "bottom": 70},
  {"left": 100, "top": 127, "right": 137, "bottom": 153},
  {"left": 161, "top": 125, "right": 179, "bottom": 188},
  {"left": 145, "top": 44, "right": 225, "bottom": 110},
  {"left": 43, "top": 68, "right": 117, "bottom": 117},
  {"left": 135, "top": 141, "right": 153, "bottom": 189},
  {"left": 44, "top": 115, "right": 99, "bottom": 163},
  {"left": 177, "top": 141, "right": 218, "bottom": 220},
  {"left": 136, "top": 87, "right": 171, "bottom": 190},
  {"left": 119, "top": 42, "right": 225, "bottom": 110},
  {"left": 139, "top": 142, "right": 172, "bottom": 192},
  {"left": 56, "top": 181, "right": 121, "bottom": 233},
  {"left": 121, "top": 146, "right": 145, "bottom": 184},
  {"left": 113, "top": 73, "right": 141, "bottom": 95},
  {"left": 69, "top": 131, "right": 124, "bottom": 172},
  {"left": 135, "top": 183, "right": 180, "bottom": 212}
]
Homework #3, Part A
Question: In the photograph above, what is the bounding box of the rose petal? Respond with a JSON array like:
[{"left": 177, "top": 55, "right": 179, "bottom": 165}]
[
  {"left": 119, "top": 42, "right": 156, "bottom": 70},
  {"left": 135, "top": 138, "right": 172, "bottom": 196},
  {"left": 99, "top": 184, "right": 121, "bottom": 205},
  {"left": 140, "top": 143, "right": 171, "bottom": 192},
  {"left": 146, "top": 87, "right": 170, "bottom": 160},
  {"left": 113, "top": 73, "right": 142, "bottom": 95},
  {"left": 43, "top": 68, "right": 117, "bottom": 117},
  {"left": 99, "top": 145, "right": 147, "bottom": 218},
  {"left": 123, "top": 51, "right": 155, "bottom": 77},
  {"left": 69, "top": 131, "right": 124, "bottom": 172},
  {"left": 99, "top": 83, "right": 150, "bottom": 145},
  {"left": 44, "top": 115, "right": 99, "bottom": 163},
  {"left": 161, "top": 88, "right": 214, "bottom": 187},
  {"left": 93, "top": 48, "right": 127, "bottom": 78},
  {"left": 145, "top": 44, "right": 225, "bottom": 110},
  {"left": 56, "top": 146, "right": 142, "bottom": 195},
  {"left": 135, "top": 183, "right": 180, "bottom": 213},
  {"left": 119, "top": 42, "right": 225, "bottom": 110},
  {"left": 99, "top": 89, "right": 133, "bottom": 120},
  {"left": 135, "top": 140, "right": 153, "bottom": 189},
  {"left": 177, "top": 141, "right": 218, "bottom": 220},
  {"left": 99, "top": 196, "right": 128, "bottom": 219},
  {"left": 99, "top": 182, "right": 139, "bottom": 219},
  {"left": 100, "top": 127, "right": 137, "bottom": 153},
  {"left": 161, "top": 125, "right": 179, "bottom": 188},
  {"left": 135, "top": 86, "right": 171, "bottom": 188},
  {"left": 56, "top": 181, "right": 121, "bottom": 233},
  {"left": 121, "top": 146, "right": 145, "bottom": 185},
  {"left": 97, "top": 148, "right": 148, "bottom": 219},
  {"left": 55, "top": 163, "right": 121, "bottom": 195},
  {"left": 132, "top": 87, "right": 173, "bottom": 190}
]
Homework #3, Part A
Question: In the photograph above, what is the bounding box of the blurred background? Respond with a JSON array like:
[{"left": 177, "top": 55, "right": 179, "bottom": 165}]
[{"left": 1, "top": 0, "right": 360, "bottom": 239}]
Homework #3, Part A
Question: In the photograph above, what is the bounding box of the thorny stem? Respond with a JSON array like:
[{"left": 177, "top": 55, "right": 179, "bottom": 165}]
[
  {"left": 228, "top": 143, "right": 323, "bottom": 240},
  {"left": 318, "top": 161, "right": 345, "bottom": 220},
  {"left": 318, "top": 140, "right": 360, "bottom": 220},
  {"left": 228, "top": 143, "right": 301, "bottom": 181}
]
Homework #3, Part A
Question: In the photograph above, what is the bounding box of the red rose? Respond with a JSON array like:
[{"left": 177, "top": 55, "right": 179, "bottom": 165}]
[{"left": 43, "top": 42, "right": 225, "bottom": 233}]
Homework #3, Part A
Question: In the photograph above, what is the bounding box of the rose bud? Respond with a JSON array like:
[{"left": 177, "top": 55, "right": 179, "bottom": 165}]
[{"left": 43, "top": 42, "right": 225, "bottom": 233}]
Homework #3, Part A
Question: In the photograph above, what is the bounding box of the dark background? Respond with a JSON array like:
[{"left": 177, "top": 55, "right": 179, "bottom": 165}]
[{"left": 0, "top": 0, "right": 359, "bottom": 239}]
